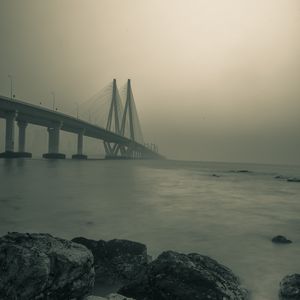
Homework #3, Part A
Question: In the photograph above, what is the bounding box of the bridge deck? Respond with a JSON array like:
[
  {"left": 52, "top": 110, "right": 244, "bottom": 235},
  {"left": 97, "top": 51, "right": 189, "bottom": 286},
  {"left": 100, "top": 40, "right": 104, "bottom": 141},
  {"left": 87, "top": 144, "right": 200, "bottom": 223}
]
[{"left": 0, "top": 96, "right": 163, "bottom": 159}]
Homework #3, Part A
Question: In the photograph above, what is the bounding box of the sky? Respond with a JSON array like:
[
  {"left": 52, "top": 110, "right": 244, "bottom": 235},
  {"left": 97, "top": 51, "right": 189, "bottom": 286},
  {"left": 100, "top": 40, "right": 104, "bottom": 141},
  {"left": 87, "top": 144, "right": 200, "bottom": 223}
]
[{"left": 0, "top": 0, "right": 299, "bottom": 164}]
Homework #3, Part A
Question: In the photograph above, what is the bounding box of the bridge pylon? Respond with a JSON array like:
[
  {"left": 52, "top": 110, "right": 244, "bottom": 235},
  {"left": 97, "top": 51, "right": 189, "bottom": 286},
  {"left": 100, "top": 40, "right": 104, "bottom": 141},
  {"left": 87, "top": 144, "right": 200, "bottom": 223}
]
[
  {"left": 103, "top": 79, "right": 124, "bottom": 158},
  {"left": 104, "top": 79, "right": 145, "bottom": 159}
]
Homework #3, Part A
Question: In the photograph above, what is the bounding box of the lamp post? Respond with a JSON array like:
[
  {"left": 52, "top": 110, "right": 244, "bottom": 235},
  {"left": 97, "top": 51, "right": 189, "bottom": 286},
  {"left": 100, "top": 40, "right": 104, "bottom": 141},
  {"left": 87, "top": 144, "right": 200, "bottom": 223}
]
[
  {"left": 76, "top": 102, "right": 79, "bottom": 119},
  {"left": 51, "top": 92, "right": 55, "bottom": 111},
  {"left": 8, "top": 75, "right": 13, "bottom": 100}
]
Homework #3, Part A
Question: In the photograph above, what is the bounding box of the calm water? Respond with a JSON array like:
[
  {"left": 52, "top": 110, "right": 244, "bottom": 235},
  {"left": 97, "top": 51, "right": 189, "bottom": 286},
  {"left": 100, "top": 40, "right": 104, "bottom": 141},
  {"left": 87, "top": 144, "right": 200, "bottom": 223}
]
[{"left": 0, "top": 159, "right": 299, "bottom": 300}]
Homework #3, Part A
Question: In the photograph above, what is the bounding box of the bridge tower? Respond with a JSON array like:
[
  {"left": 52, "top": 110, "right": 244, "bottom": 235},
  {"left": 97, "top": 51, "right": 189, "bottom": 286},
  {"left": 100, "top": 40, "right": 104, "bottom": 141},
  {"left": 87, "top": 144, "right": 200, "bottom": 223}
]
[
  {"left": 103, "top": 79, "right": 123, "bottom": 158},
  {"left": 119, "top": 79, "right": 136, "bottom": 158},
  {"left": 121, "top": 79, "right": 135, "bottom": 141},
  {"left": 103, "top": 79, "right": 144, "bottom": 159},
  {"left": 121, "top": 79, "right": 145, "bottom": 158}
]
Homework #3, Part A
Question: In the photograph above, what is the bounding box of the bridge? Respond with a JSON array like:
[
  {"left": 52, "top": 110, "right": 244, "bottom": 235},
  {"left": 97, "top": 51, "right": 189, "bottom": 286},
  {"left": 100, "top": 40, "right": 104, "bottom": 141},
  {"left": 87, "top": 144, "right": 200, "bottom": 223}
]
[{"left": 0, "top": 79, "right": 163, "bottom": 160}]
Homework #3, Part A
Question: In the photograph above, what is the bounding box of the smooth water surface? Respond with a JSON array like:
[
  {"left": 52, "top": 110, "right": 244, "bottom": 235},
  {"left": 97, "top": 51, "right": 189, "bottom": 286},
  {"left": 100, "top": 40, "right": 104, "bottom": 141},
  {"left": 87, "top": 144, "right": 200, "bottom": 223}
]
[{"left": 0, "top": 159, "right": 299, "bottom": 299}]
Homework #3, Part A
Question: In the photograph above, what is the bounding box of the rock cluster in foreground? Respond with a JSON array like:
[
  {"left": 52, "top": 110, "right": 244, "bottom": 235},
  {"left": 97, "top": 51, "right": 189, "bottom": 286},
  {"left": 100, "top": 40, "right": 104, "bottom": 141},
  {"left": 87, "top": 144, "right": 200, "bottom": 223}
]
[
  {"left": 0, "top": 232, "right": 251, "bottom": 300},
  {"left": 119, "top": 250, "right": 248, "bottom": 300},
  {"left": 279, "top": 274, "right": 300, "bottom": 300},
  {"left": 0, "top": 232, "right": 95, "bottom": 300}
]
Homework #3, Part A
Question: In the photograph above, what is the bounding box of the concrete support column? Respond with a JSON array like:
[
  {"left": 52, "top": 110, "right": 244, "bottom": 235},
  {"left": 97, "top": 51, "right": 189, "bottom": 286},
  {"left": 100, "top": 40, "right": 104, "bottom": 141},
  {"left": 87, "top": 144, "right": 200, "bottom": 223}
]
[
  {"left": 17, "top": 121, "right": 27, "bottom": 152},
  {"left": 72, "top": 129, "right": 87, "bottom": 159},
  {"left": 52, "top": 126, "right": 60, "bottom": 153},
  {"left": 16, "top": 121, "right": 32, "bottom": 158},
  {"left": 43, "top": 123, "right": 65, "bottom": 159},
  {"left": 0, "top": 112, "right": 32, "bottom": 158},
  {"left": 5, "top": 111, "right": 16, "bottom": 152},
  {"left": 0, "top": 111, "right": 19, "bottom": 158},
  {"left": 47, "top": 127, "right": 56, "bottom": 153},
  {"left": 77, "top": 131, "right": 83, "bottom": 155}
]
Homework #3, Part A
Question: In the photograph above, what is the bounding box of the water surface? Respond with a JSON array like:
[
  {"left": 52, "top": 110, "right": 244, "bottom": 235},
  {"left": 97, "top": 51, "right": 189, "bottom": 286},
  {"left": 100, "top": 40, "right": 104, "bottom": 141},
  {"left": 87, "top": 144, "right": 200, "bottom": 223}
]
[{"left": 0, "top": 159, "right": 299, "bottom": 300}]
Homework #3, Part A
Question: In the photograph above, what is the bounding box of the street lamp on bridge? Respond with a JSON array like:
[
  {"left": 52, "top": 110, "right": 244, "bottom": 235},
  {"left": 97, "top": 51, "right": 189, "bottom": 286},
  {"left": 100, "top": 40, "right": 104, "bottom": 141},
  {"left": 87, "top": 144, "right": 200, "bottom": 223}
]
[
  {"left": 8, "top": 75, "right": 13, "bottom": 100},
  {"left": 51, "top": 92, "right": 56, "bottom": 111},
  {"left": 76, "top": 102, "right": 79, "bottom": 119}
]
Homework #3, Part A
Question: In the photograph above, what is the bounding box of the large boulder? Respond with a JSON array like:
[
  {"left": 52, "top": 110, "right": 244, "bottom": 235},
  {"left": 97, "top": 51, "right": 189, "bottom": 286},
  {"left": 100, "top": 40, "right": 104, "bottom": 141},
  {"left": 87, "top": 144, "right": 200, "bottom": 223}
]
[
  {"left": 72, "top": 237, "right": 149, "bottom": 284},
  {"left": 279, "top": 274, "right": 300, "bottom": 300},
  {"left": 119, "top": 250, "right": 248, "bottom": 300},
  {"left": 0, "top": 232, "right": 95, "bottom": 300}
]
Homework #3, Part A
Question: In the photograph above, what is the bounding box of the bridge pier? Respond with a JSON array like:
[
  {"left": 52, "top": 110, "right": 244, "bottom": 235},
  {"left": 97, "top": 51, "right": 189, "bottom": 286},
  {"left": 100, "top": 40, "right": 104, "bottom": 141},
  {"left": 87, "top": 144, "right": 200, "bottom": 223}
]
[
  {"left": 0, "top": 111, "right": 19, "bottom": 158},
  {"left": 5, "top": 111, "right": 16, "bottom": 152},
  {"left": 72, "top": 130, "right": 87, "bottom": 159},
  {"left": 17, "top": 121, "right": 32, "bottom": 158},
  {"left": 43, "top": 123, "right": 65, "bottom": 159}
]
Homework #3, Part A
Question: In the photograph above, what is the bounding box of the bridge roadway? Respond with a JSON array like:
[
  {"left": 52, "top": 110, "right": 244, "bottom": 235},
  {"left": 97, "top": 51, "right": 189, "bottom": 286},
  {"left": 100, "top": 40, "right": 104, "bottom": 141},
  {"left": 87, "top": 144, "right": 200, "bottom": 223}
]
[{"left": 0, "top": 95, "right": 163, "bottom": 159}]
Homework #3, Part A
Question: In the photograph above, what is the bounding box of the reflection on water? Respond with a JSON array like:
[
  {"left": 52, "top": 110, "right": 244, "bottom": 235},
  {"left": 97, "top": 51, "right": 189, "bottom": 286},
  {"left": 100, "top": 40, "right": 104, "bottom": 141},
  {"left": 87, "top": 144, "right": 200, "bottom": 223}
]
[{"left": 0, "top": 159, "right": 299, "bottom": 300}]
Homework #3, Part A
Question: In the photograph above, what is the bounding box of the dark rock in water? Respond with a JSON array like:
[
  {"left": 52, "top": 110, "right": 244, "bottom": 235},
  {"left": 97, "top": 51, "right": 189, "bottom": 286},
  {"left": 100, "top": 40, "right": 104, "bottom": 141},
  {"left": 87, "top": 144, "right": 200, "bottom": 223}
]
[
  {"left": 272, "top": 235, "right": 292, "bottom": 244},
  {"left": 0, "top": 232, "right": 95, "bottom": 300},
  {"left": 72, "top": 237, "right": 150, "bottom": 284},
  {"left": 212, "top": 174, "right": 221, "bottom": 177},
  {"left": 279, "top": 274, "right": 300, "bottom": 300},
  {"left": 229, "top": 170, "right": 251, "bottom": 174},
  {"left": 119, "top": 250, "right": 248, "bottom": 300},
  {"left": 287, "top": 177, "right": 300, "bottom": 182},
  {"left": 274, "top": 175, "right": 287, "bottom": 180}
]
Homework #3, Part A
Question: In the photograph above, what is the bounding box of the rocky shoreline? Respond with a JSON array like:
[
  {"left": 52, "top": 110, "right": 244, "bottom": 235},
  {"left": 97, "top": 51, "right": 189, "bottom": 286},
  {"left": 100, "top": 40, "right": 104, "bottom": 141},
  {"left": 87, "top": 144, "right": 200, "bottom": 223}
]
[{"left": 0, "top": 232, "right": 298, "bottom": 300}]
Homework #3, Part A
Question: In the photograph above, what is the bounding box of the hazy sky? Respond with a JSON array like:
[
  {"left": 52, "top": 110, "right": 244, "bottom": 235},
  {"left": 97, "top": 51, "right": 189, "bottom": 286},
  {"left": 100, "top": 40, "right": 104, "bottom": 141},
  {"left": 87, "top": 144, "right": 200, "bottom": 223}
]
[{"left": 0, "top": 0, "right": 299, "bottom": 164}]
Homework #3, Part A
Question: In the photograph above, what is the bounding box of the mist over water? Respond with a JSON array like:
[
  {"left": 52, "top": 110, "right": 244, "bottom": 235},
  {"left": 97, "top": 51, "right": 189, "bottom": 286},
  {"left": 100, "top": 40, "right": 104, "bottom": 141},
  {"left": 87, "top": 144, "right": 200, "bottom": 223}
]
[
  {"left": 1, "top": 0, "right": 300, "bottom": 164},
  {"left": 1, "top": 159, "right": 299, "bottom": 300}
]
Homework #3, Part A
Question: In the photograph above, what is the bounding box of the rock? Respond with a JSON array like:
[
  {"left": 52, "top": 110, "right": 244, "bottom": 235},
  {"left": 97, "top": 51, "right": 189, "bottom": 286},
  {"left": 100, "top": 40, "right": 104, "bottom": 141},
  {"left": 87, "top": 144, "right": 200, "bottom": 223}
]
[
  {"left": 212, "top": 174, "right": 221, "bottom": 177},
  {"left": 287, "top": 177, "right": 300, "bottom": 182},
  {"left": 0, "top": 232, "right": 95, "bottom": 300},
  {"left": 72, "top": 237, "right": 150, "bottom": 284},
  {"left": 279, "top": 274, "right": 300, "bottom": 300},
  {"left": 272, "top": 235, "right": 292, "bottom": 244},
  {"left": 230, "top": 170, "right": 251, "bottom": 173},
  {"left": 274, "top": 175, "right": 287, "bottom": 180},
  {"left": 119, "top": 250, "right": 248, "bottom": 300},
  {"left": 86, "top": 294, "right": 135, "bottom": 300},
  {"left": 106, "top": 293, "right": 135, "bottom": 300}
]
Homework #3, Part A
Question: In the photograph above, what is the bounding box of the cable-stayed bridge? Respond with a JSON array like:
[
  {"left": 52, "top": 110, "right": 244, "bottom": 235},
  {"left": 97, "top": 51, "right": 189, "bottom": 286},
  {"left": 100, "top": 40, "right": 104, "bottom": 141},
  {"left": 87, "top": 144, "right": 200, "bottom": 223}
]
[{"left": 0, "top": 79, "right": 163, "bottom": 160}]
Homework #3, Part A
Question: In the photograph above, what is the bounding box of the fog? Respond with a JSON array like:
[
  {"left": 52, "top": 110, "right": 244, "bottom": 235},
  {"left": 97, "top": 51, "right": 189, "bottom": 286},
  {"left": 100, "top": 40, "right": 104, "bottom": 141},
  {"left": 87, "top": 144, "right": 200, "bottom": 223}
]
[{"left": 0, "top": 0, "right": 299, "bottom": 164}]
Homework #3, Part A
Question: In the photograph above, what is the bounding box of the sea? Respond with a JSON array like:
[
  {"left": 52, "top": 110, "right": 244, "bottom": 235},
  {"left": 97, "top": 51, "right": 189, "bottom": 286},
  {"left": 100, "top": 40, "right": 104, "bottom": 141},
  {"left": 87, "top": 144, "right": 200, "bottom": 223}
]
[{"left": 0, "top": 158, "right": 299, "bottom": 300}]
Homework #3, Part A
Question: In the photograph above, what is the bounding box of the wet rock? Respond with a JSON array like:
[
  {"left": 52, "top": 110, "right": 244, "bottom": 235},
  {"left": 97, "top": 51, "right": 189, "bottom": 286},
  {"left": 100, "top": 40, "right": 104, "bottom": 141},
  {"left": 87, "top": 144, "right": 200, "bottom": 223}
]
[
  {"left": 72, "top": 237, "right": 150, "bottom": 284},
  {"left": 212, "top": 174, "right": 221, "bottom": 177},
  {"left": 274, "top": 175, "right": 287, "bottom": 180},
  {"left": 230, "top": 170, "right": 251, "bottom": 173},
  {"left": 287, "top": 177, "right": 300, "bottom": 182},
  {"left": 0, "top": 232, "right": 95, "bottom": 300},
  {"left": 272, "top": 235, "right": 292, "bottom": 244},
  {"left": 119, "top": 250, "right": 248, "bottom": 300},
  {"left": 279, "top": 274, "right": 300, "bottom": 300},
  {"left": 86, "top": 294, "right": 135, "bottom": 300},
  {"left": 106, "top": 293, "right": 135, "bottom": 300}
]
